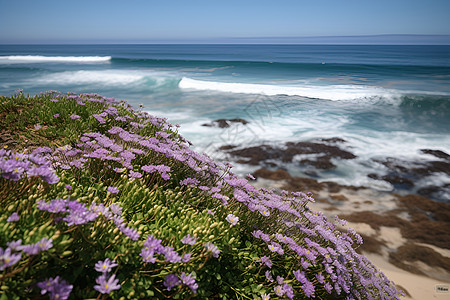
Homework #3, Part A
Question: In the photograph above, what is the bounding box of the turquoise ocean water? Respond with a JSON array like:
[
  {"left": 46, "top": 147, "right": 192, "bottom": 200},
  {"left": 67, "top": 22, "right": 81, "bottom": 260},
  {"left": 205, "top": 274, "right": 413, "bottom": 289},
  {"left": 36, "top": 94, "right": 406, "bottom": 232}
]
[{"left": 1, "top": 44, "right": 449, "bottom": 198}]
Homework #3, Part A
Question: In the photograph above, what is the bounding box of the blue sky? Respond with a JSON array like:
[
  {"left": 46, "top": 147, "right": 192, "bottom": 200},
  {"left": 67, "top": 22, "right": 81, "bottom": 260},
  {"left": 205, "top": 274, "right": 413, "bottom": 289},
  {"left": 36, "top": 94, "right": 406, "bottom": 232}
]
[{"left": 1, "top": 0, "right": 449, "bottom": 44}]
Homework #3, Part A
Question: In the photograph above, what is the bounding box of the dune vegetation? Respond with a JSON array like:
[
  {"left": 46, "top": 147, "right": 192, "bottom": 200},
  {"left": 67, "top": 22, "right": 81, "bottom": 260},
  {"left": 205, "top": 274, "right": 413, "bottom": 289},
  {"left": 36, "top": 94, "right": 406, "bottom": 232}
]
[{"left": 0, "top": 91, "right": 404, "bottom": 299}]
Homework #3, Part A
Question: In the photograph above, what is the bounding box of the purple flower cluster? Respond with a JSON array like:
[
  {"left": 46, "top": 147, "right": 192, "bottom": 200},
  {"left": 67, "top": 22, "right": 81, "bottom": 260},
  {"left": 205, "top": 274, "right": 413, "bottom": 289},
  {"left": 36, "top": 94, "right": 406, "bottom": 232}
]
[
  {"left": 37, "top": 198, "right": 97, "bottom": 226},
  {"left": 180, "top": 272, "right": 198, "bottom": 293},
  {"left": 180, "top": 234, "right": 196, "bottom": 245},
  {"left": 0, "top": 149, "right": 59, "bottom": 184},
  {"left": 22, "top": 237, "right": 53, "bottom": 255},
  {"left": 141, "top": 164, "right": 171, "bottom": 180},
  {"left": 94, "top": 258, "right": 120, "bottom": 294},
  {"left": 140, "top": 235, "right": 187, "bottom": 264},
  {"left": 238, "top": 182, "right": 403, "bottom": 299},
  {"left": 1, "top": 236, "right": 56, "bottom": 271},
  {"left": 38, "top": 197, "right": 139, "bottom": 240},
  {"left": 7, "top": 212, "right": 20, "bottom": 222},
  {"left": 204, "top": 242, "right": 220, "bottom": 258},
  {"left": 37, "top": 276, "right": 73, "bottom": 300},
  {"left": 164, "top": 274, "right": 181, "bottom": 291},
  {"left": 0, "top": 247, "right": 21, "bottom": 271}
]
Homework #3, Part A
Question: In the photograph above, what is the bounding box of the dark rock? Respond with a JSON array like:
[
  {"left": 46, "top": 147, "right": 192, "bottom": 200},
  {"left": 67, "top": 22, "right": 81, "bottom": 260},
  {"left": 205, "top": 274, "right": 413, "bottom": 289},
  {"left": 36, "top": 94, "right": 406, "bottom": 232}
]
[
  {"left": 284, "top": 176, "right": 326, "bottom": 192},
  {"left": 201, "top": 118, "right": 249, "bottom": 128},
  {"left": 228, "top": 141, "right": 356, "bottom": 168},
  {"left": 420, "top": 149, "right": 450, "bottom": 160},
  {"left": 417, "top": 186, "right": 441, "bottom": 198},
  {"left": 253, "top": 168, "right": 291, "bottom": 180},
  {"left": 389, "top": 243, "right": 450, "bottom": 279},
  {"left": 299, "top": 156, "right": 336, "bottom": 170},
  {"left": 304, "top": 170, "right": 319, "bottom": 177},
  {"left": 218, "top": 145, "right": 238, "bottom": 151},
  {"left": 412, "top": 161, "right": 450, "bottom": 176},
  {"left": 367, "top": 173, "right": 380, "bottom": 180},
  {"left": 320, "top": 137, "right": 347, "bottom": 144},
  {"left": 381, "top": 175, "right": 414, "bottom": 188},
  {"left": 229, "top": 145, "right": 280, "bottom": 165},
  {"left": 229, "top": 118, "right": 249, "bottom": 125}
]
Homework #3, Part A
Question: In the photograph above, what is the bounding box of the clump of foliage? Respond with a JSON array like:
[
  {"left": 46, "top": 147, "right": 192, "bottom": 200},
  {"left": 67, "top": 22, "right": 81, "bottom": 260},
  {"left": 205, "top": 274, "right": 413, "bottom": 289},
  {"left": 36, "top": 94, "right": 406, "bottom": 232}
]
[{"left": 0, "top": 91, "right": 404, "bottom": 299}]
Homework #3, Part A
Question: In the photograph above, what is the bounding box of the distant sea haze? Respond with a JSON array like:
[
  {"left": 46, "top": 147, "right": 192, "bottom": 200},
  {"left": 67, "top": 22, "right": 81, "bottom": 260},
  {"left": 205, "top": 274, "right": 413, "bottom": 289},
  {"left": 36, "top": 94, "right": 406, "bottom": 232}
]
[
  {"left": 2, "top": 34, "right": 450, "bottom": 45},
  {"left": 1, "top": 44, "right": 449, "bottom": 200}
]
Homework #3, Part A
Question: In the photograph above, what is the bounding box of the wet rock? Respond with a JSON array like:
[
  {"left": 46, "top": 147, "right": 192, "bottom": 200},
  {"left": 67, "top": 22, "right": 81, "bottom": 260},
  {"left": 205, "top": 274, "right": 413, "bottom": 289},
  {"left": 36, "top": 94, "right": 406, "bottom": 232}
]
[
  {"left": 227, "top": 140, "right": 356, "bottom": 169},
  {"left": 389, "top": 243, "right": 450, "bottom": 280},
  {"left": 368, "top": 173, "right": 414, "bottom": 189},
  {"left": 372, "top": 155, "right": 450, "bottom": 200},
  {"left": 420, "top": 149, "right": 450, "bottom": 160},
  {"left": 253, "top": 168, "right": 291, "bottom": 180},
  {"left": 201, "top": 118, "right": 249, "bottom": 128},
  {"left": 319, "top": 137, "right": 347, "bottom": 144},
  {"left": 218, "top": 144, "right": 238, "bottom": 151},
  {"left": 299, "top": 156, "right": 336, "bottom": 170}
]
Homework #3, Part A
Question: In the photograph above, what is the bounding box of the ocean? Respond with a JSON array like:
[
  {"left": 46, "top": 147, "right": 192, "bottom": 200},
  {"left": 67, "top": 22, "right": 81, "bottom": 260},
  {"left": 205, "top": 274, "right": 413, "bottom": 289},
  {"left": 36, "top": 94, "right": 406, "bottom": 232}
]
[{"left": 1, "top": 44, "right": 449, "bottom": 200}]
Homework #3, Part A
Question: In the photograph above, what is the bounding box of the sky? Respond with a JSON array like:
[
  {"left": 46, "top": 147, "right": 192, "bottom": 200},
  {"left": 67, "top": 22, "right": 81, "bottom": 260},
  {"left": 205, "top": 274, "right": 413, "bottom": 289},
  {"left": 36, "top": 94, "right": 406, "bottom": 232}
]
[{"left": 1, "top": 0, "right": 449, "bottom": 44}]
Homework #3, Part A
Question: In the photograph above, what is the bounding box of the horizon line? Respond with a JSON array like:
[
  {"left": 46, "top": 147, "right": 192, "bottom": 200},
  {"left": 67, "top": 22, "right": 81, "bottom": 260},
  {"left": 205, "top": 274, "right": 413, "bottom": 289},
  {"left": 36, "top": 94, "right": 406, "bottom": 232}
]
[{"left": 1, "top": 34, "right": 450, "bottom": 45}]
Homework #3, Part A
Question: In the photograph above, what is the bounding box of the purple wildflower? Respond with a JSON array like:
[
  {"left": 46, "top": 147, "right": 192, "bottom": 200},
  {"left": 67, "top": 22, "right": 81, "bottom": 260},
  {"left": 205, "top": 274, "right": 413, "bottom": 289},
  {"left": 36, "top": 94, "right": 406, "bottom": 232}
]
[
  {"left": 179, "top": 177, "right": 199, "bottom": 187},
  {"left": 0, "top": 247, "right": 21, "bottom": 271},
  {"left": 107, "top": 186, "right": 119, "bottom": 194},
  {"left": 95, "top": 258, "right": 118, "bottom": 273},
  {"left": 261, "top": 293, "right": 270, "bottom": 300},
  {"left": 22, "top": 237, "right": 53, "bottom": 255},
  {"left": 265, "top": 270, "right": 274, "bottom": 282},
  {"left": 301, "top": 281, "right": 315, "bottom": 298},
  {"left": 37, "top": 276, "right": 73, "bottom": 300},
  {"left": 109, "top": 203, "right": 122, "bottom": 215},
  {"left": 140, "top": 248, "right": 156, "bottom": 263},
  {"left": 181, "top": 234, "right": 196, "bottom": 245},
  {"left": 162, "top": 247, "right": 182, "bottom": 263},
  {"left": 36, "top": 237, "right": 53, "bottom": 251},
  {"left": 119, "top": 225, "right": 140, "bottom": 241},
  {"left": 129, "top": 170, "right": 142, "bottom": 179},
  {"left": 182, "top": 253, "right": 192, "bottom": 263},
  {"left": 274, "top": 285, "right": 284, "bottom": 297},
  {"left": 259, "top": 256, "right": 272, "bottom": 268},
  {"left": 93, "top": 114, "right": 106, "bottom": 124},
  {"left": 246, "top": 173, "right": 256, "bottom": 180},
  {"left": 7, "top": 240, "right": 24, "bottom": 251},
  {"left": 163, "top": 274, "right": 181, "bottom": 291},
  {"left": 180, "top": 272, "right": 198, "bottom": 293},
  {"left": 316, "top": 272, "right": 325, "bottom": 284},
  {"left": 70, "top": 114, "right": 81, "bottom": 120},
  {"left": 94, "top": 274, "right": 121, "bottom": 294},
  {"left": 143, "top": 235, "right": 163, "bottom": 252},
  {"left": 283, "top": 283, "right": 294, "bottom": 299},
  {"left": 204, "top": 242, "right": 220, "bottom": 258},
  {"left": 293, "top": 270, "right": 308, "bottom": 284},
  {"left": 53, "top": 114, "right": 59, "bottom": 118},
  {"left": 268, "top": 243, "right": 280, "bottom": 253},
  {"left": 225, "top": 214, "right": 239, "bottom": 226},
  {"left": 7, "top": 212, "right": 19, "bottom": 222}
]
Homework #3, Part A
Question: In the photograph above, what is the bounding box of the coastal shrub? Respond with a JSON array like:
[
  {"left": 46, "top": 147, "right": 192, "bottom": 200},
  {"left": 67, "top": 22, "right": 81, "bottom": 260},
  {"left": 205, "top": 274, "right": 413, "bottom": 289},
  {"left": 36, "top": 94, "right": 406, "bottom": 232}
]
[{"left": 0, "top": 91, "right": 404, "bottom": 299}]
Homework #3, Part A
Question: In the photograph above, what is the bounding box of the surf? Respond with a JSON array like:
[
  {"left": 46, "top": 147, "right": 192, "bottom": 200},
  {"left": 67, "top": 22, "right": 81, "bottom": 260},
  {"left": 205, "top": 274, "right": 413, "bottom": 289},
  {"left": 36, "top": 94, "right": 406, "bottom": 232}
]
[
  {"left": 0, "top": 55, "right": 112, "bottom": 63},
  {"left": 178, "top": 77, "right": 401, "bottom": 102}
]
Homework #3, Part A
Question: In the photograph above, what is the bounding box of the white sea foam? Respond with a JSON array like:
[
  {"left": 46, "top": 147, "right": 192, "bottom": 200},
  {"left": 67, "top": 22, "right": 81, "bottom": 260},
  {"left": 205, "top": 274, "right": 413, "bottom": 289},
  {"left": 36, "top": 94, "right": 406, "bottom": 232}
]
[
  {"left": 35, "top": 70, "right": 174, "bottom": 87},
  {"left": 179, "top": 77, "right": 400, "bottom": 101},
  {"left": 0, "top": 55, "right": 111, "bottom": 63}
]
